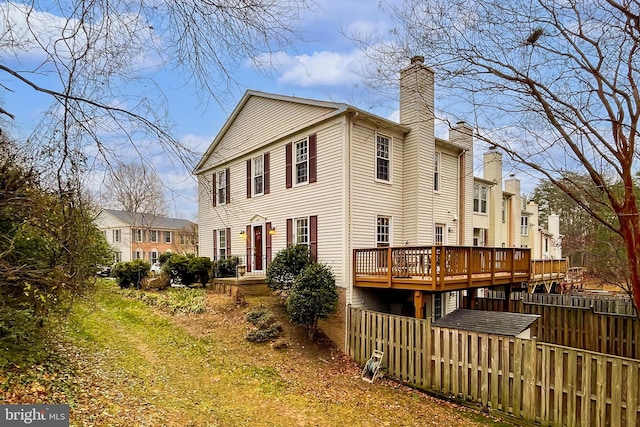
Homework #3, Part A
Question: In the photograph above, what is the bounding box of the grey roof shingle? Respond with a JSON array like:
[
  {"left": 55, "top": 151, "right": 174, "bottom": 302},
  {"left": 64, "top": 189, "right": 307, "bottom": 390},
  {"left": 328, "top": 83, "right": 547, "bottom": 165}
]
[
  {"left": 102, "top": 209, "right": 196, "bottom": 230},
  {"left": 432, "top": 309, "right": 539, "bottom": 337}
]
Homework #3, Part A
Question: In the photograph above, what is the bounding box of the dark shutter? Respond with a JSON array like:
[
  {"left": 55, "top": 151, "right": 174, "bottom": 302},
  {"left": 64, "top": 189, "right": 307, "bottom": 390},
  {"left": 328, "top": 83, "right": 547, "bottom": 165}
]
[
  {"left": 286, "top": 218, "right": 293, "bottom": 246},
  {"left": 226, "top": 228, "right": 231, "bottom": 256},
  {"left": 246, "top": 225, "right": 252, "bottom": 272},
  {"left": 246, "top": 159, "right": 252, "bottom": 199},
  {"left": 225, "top": 168, "right": 231, "bottom": 203},
  {"left": 265, "top": 221, "right": 272, "bottom": 268},
  {"left": 212, "top": 229, "right": 218, "bottom": 260},
  {"left": 309, "top": 133, "right": 317, "bottom": 183},
  {"left": 310, "top": 215, "right": 318, "bottom": 261},
  {"left": 212, "top": 173, "right": 217, "bottom": 207},
  {"left": 285, "top": 143, "right": 292, "bottom": 188},
  {"left": 264, "top": 152, "right": 270, "bottom": 194}
]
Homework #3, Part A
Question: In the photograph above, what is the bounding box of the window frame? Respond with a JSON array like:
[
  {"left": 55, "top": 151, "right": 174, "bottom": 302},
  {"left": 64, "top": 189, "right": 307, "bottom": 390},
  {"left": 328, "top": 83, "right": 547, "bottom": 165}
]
[
  {"left": 253, "top": 155, "right": 264, "bottom": 196},
  {"left": 521, "top": 216, "right": 529, "bottom": 236},
  {"left": 294, "top": 138, "right": 309, "bottom": 185},
  {"left": 217, "top": 170, "right": 227, "bottom": 205},
  {"left": 294, "top": 217, "right": 309, "bottom": 246},
  {"left": 150, "top": 229, "right": 158, "bottom": 243},
  {"left": 376, "top": 216, "right": 391, "bottom": 247},
  {"left": 112, "top": 229, "right": 121, "bottom": 243},
  {"left": 473, "top": 184, "right": 488, "bottom": 214},
  {"left": 433, "top": 151, "right": 441, "bottom": 192},
  {"left": 434, "top": 224, "right": 445, "bottom": 245},
  {"left": 164, "top": 231, "right": 172, "bottom": 243},
  {"left": 375, "top": 134, "right": 391, "bottom": 183},
  {"left": 218, "top": 229, "right": 227, "bottom": 259}
]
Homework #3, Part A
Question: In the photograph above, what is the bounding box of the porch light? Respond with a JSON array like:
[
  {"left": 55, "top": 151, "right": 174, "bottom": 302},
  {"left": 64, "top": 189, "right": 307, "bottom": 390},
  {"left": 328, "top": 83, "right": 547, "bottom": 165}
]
[
  {"left": 237, "top": 265, "right": 246, "bottom": 277},
  {"left": 239, "top": 230, "right": 246, "bottom": 239},
  {"left": 268, "top": 226, "right": 276, "bottom": 235}
]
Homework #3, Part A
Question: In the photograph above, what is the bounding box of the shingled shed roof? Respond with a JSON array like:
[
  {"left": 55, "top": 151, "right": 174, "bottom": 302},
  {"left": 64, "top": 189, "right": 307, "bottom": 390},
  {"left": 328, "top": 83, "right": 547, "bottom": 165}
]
[{"left": 432, "top": 309, "right": 540, "bottom": 337}]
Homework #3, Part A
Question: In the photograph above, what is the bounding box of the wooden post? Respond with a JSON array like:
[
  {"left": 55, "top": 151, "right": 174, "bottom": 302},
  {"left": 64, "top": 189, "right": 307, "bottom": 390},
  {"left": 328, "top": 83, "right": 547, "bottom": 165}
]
[
  {"left": 414, "top": 291, "right": 425, "bottom": 319},
  {"left": 467, "top": 288, "right": 476, "bottom": 309}
]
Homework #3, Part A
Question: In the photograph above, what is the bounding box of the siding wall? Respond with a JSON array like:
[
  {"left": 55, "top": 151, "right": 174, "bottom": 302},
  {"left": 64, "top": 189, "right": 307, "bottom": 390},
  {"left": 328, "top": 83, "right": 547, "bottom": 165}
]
[
  {"left": 199, "top": 97, "right": 336, "bottom": 172},
  {"left": 198, "top": 115, "right": 347, "bottom": 287},
  {"left": 432, "top": 145, "right": 461, "bottom": 245}
]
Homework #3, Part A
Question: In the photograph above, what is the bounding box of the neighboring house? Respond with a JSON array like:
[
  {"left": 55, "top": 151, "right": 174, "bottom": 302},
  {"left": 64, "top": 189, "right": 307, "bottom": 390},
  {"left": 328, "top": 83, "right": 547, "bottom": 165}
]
[
  {"left": 195, "top": 56, "right": 475, "bottom": 348},
  {"left": 473, "top": 150, "right": 563, "bottom": 259},
  {"left": 96, "top": 209, "right": 198, "bottom": 264}
]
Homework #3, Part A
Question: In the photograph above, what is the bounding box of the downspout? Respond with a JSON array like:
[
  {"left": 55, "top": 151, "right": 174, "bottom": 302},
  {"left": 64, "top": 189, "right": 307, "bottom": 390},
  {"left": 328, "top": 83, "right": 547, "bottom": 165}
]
[{"left": 343, "top": 111, "right": 356, "bottom": 352}]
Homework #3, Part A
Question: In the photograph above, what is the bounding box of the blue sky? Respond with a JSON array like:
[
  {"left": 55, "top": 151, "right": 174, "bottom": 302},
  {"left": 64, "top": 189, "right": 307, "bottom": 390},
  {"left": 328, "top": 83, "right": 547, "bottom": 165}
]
[{"left": 2, "top": 0, "right": 517, "bottom": 220}]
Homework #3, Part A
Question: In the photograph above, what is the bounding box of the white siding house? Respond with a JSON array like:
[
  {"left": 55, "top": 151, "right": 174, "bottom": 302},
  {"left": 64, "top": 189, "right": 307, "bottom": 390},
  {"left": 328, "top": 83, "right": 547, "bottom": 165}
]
[{"left": 194, "top": 56, "right": 474, "bottom": 348}]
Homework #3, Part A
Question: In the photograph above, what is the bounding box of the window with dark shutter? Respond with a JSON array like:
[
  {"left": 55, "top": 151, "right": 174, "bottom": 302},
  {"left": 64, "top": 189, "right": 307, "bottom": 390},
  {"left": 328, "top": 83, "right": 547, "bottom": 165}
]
[
  {"left": 286, "top": 218, "right": 293, "bottom": 245},
  {"left": 264, "top": 152, "right": 270, "bottom": 194},
  {"left": 309, "top": 134, "right": 317, "bottom": 183},
  {"left": 212, "top": 173, "right": 217, "bottom": 207},
  {"left": 246, "top": 159, "right": 252, "bottom": 199},
  {"left": 245, "top": 225, "right": 252, "bottom": 272},
  {"left": 310, "top": 215, "right": 317, "bottom": 261},
  {"left": 285, "top": 143, "right": 292, "bottom": 188},
  {"left": 225, "top": 167, "right": 230, "bottom": 203},
  {"left": 212, "top": 229, "right": 218, "bottom": 260},
  {"left": 226, "top": 228, "right": 231, "bottom": 256}
]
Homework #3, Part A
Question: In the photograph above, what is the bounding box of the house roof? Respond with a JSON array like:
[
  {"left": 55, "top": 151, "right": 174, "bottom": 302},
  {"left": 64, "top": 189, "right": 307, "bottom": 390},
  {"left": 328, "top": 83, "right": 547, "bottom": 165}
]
[
  {"left": 432, "top": 309, "right": 539, "bottom": 337},
  {"left": 193, "top": 89, "right": 410, "bottom": 174},
  {"left": 100, "top": 209, "right": 196, "bottom": 230}
]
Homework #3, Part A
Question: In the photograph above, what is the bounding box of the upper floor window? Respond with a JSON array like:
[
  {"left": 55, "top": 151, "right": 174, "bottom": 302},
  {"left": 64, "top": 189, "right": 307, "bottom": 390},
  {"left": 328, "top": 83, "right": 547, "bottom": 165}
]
[
  {"left": 521, "top": 216, "right": 529, "bottom": 236},
  {"left": 295, "top": 217, "right": 309, "bottom": 245},
  {"left": 474, "top": 184, "right": 488, "bottom": 213},
  {"left": 135, "top": 229, "right": 145, "bottom": 242},
  {"left": 502, "top": 198, "right": 507, "bottom": 223},
  {"left": 433, "top": 152, "right": 441, "bottom": 191},
  {"left": 295, "top": 138, "right": 308, "bottom": 185},
  {"left": 376, "top": 135, "right": 390, "bottom": 182},
  {"left": 253, "top": 155, "right": 264, "bottom": 195},
  {"left": 150, "top": 230, "right": 158, "bottom": 243},
  {"left": 164, "top": 231, "right": 172, "bottom": 243},
  {"left": 217, "top": 170, "right": 227, "bottom": 204},
  {"left": 376, "top": 216, "right": 390, "bottom": 247},
  {"left": 112, "top": 229, "right": 121, "bottom": 242}
]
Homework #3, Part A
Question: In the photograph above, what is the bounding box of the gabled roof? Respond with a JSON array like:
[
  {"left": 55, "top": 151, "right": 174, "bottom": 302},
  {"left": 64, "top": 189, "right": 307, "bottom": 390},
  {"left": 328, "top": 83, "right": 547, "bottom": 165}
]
[
  {"left": 193, "top": 90, "right": 409, "bottom": 174},
  {"left": 432, "top": 309, "right": 539, "bottom": 337},
  {"left": 100, "top": 209, "right": 196, "bottom": 230}
]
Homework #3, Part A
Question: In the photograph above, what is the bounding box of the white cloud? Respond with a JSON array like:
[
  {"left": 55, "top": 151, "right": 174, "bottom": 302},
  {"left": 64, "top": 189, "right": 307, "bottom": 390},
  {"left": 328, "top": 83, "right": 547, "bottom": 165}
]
[{"left": 256, "top": 50, "right": 366, "bottom": 88}]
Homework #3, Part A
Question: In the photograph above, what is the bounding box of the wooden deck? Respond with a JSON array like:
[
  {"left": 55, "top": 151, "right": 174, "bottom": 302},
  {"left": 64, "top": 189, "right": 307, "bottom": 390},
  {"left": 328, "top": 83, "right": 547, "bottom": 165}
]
[{"left": 353, "top": 246, "right": 567, "bottom": 292}]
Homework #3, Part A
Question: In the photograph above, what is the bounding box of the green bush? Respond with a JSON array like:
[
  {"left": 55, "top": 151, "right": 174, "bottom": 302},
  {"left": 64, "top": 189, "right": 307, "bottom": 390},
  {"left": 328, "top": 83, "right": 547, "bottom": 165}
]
[
  {"left": 265, "top": 244, "right": 312, "bottom": 293},
  {"left": 112, "top": 259, "right": 150, "bottom": 289},
  {"left": 188, "top": 256, "right": 212, "bottom": 285},
  {"left": 213, "top": 256, "right": 239, "bottom": 278},
  {"left": 245, "top": 323, "right": 283, "bottom": 343},
  {"left": 158, "top": 252, "right": 173, "bottom": 265},
  {"left": 286, "top": 263, "right": 338, "bottom": 340},
  {"left": 246, "top": 308, "right": 277, "bottom": 329}
]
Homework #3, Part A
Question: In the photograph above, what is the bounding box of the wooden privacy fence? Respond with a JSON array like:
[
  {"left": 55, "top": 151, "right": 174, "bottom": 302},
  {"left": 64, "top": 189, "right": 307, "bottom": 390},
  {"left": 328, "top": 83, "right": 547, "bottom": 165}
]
[
  {"left": 347, "top": 306, "right": 640, "bottom": 427},
  {"left": 470, "top": 294, "right": 640, "bottom": 359}
]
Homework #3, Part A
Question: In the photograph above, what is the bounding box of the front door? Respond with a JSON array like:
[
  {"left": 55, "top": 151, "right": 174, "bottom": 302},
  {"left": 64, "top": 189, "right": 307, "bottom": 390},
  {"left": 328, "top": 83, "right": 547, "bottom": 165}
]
[{"left": 253, "top": 225, "right": 263, "bottom": 271}]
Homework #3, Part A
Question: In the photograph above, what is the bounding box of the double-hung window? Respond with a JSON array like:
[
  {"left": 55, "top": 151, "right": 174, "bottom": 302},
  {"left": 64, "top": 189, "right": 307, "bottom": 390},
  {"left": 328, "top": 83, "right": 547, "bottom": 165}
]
[
  {"left": 219, "top": 229, "right": 227, "bottom": 259},
  {"left": 150, "top": 230, "right": 158, "bottom": 243},
  {"left": 295, "top": 217, "right": 309, "bottom": 245},
  {"left": 112, "top": 229, "right": 121, "bottom": 242},
  {"left": 433, "top": 152, "right": 441, "bottom": 191},
  {"left": 376, "top": 135, "right": 390, "bottom": 182},
  {"left": 521, "top": 216, "right": 529, "bottom": 236},
  {"left": 217, "top": 170, "right": 227, "bottom": 204},
  {"left": 164, "top": 231, "right": 172, "bottom": 243},
  {"left": 295, "top": 138, "right": 308, "bottom": 185},
  {"left": 253, "top": 155, "right": 264, "bottom": 195},
  {"left": 474, "top": 184, "right": 488, "bottom": 213}
]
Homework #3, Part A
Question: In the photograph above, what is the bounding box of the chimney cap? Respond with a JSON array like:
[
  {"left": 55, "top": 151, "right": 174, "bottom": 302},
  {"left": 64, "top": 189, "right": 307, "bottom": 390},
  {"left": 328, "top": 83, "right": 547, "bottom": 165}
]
[{"left": 410, "top": 55, "right": 425, "bottom": 65}]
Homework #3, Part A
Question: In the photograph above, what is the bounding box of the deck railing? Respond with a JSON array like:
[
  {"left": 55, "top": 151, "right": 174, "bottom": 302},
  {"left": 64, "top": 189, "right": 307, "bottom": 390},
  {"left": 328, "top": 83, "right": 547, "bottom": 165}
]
[{"left": 353, "top": 246, "right": 532, "bottom": 289}]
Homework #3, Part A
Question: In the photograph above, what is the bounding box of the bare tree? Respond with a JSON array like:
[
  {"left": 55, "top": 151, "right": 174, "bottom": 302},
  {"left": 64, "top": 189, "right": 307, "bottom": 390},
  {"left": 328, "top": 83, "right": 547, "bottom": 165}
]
[
  {"left": 100, "top": 162, "right": 168, "bottom": 215},
  {"left": 359, "top": 1, "right": 640, "bottom": 310},
  {"left": 0, "top": 0, "right": 313, "bottom": 188}
]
